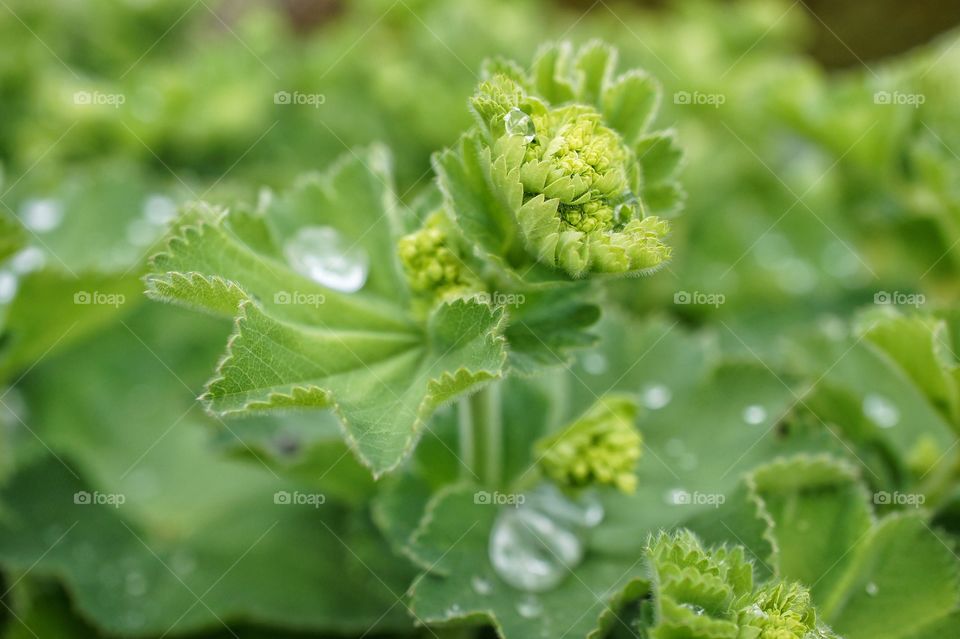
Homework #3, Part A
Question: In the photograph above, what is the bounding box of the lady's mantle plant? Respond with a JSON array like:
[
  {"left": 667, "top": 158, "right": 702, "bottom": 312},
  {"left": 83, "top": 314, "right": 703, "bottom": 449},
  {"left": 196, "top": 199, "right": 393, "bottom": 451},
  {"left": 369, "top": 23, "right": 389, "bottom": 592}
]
[{"left": 141, "top": 41, "right": 870, "bottom": 639}]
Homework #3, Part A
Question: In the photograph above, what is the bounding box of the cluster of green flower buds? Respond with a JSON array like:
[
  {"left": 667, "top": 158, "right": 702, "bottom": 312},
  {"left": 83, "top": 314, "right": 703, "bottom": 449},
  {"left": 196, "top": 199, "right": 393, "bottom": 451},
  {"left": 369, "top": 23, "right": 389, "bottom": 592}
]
[
  {"left": 397, "top": 212, "right": 477, "bottom": 300},
  {"left": 437, "top": 42, "right": 681, "bottom": 280},
  {"left": 535, "top": 394, "right": 641, "bottom": 493}
]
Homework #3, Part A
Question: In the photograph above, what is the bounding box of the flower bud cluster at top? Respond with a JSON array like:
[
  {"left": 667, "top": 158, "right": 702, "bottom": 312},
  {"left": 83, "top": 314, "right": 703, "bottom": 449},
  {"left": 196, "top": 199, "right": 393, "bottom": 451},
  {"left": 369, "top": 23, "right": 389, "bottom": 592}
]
[{"left": 524, "top": 105, "right": 632, "bottom": 234}]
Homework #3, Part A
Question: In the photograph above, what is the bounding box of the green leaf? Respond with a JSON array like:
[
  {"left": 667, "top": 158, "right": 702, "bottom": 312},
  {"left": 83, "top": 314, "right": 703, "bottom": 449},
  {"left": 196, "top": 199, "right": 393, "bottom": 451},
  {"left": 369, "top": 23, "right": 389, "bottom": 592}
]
[
  {"left": 504, "top": 286, "right": 601, "bottom": 375},
  {"left": 602, "top": 71, "right": 660, "bottom": 144},
  {"left": 0, "top": 270, "right": 145, "bottom": 381},
  {"left": 146, "top": 152, "right": 509, "bottom": 476},
  {"left": 204, "top": 297, "right": 505, "bottom": 476},
  {"left": 407, "top": 485, "right": 649, "bottom": 639},
  {"left": 0, "top": 306, "right": 417, "bottom": 636},
  {"left": 260, "top": 145, "right": 410, "bottom": 305},
  {"left": 749, "top": 456, "right": 873, "bottom": 603},
  {"left": 819, "top": 515, "right": 960, "bottom": 639},
  {"left": 711, "top": 455, "right": 960, "bottom": 639},
  {"left": 858, "top": 310, "right": 960, "bottom": 429}
]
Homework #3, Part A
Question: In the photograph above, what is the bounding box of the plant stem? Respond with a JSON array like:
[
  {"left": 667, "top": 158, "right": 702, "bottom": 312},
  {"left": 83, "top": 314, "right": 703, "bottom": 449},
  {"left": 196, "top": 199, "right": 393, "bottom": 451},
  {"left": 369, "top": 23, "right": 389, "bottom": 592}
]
[{"left": 458, "top": 382, "right": 503, "bottom": 486}]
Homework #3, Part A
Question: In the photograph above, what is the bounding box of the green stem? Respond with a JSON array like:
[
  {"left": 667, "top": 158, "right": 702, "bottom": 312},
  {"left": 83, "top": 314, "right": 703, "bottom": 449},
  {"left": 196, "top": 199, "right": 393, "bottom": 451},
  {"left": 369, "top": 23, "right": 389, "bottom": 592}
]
[{"left": 458, "top": 382, "right": 503, "bottom": 486}]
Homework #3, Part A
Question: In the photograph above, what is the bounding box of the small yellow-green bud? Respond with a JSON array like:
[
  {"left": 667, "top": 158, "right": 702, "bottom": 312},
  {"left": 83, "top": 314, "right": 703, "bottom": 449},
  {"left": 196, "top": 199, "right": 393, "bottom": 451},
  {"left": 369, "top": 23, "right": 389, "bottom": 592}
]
[
  {"left": 534, "top": 394, "right": 641, "bottom": 494},
  {"left": 397, "top": 212, "right": 477, "bottom": 299}
]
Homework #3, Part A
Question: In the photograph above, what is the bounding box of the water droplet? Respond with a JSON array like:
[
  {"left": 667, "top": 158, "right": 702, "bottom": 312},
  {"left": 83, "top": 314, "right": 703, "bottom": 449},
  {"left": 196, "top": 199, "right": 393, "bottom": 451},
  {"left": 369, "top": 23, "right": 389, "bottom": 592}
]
[
  {"left": 471, "top": 575, "right": 493, "bottom": 595},
  {"left": 582, "top": 352, "right": 608, "bottom": 375},
  {"left": 642, "top": 383, "right": 672, "bottom": 410},
  {"left": 665, "top": 438, "right": 685, "bottom": 457},
  {"left": 679, "top": 602, "right": 706, "bottom": 616},
  {"left": 0, "top": 271, "right": 18, "bottom": 304},
  {"left": 754, "top": 233, "right": 792, "bottom": 268},
  {"left": 516, "top": 594, "right": 543, "bottom": 618},
  {"left": 488, "top": 484, "right": 600, "bottom": 592},
  {"left": 742, "top": 404, "right": 767, "bottom": 425},
  {"left": 679, "top": 453, "right": 699, "bottom": 471},
  {"left": 125, "top": 571, "right": 147, "bottom": 597},
  {"left": 171, "top": 550, "right": 196, "bottom": 576},
  {"left": 664, "top": 488, "right": 688, "bottom": 505},
  {"left": 20, "top": 198, "right": 63, "bottom": 233},
  {"left": 863, "top": 394, "right": 899, "bottom": 428},
  {"left": 123, "top": 611, "right": 145, "bottom": 630},
  {"left": 865, "top": 581, "right": 879, "bottom": 596},
  {"left": 10, "top": 247, "right": 46, "bottom": 274},
  {"left": 284, "top": 226, "right": 369, "bottom": 293},
  {"left": 257, "top": 187, "right": 275, "bottom": 212},
  {"left": 127, "top": 218, "right": 158, "bottom": 246},
  {"left": 489, "top": 507, "right": 582, "bottom": 592},
  {"left": 142, "top": 194, "right": 177, "bottom": 225},
  {"left": 821, "top": 242, "right": 862, "bottom": 280},
  {"left": 504, "top": 107, "right": 536, "bottom": 143}
]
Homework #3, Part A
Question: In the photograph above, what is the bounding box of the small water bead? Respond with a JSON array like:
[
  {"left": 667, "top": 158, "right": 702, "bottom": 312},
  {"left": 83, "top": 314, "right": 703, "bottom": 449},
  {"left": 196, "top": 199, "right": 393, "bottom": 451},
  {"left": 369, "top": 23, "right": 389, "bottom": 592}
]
[
  {"left": 863, "top": 394, "right": 899, "bottom": 429},
  {"left": 10, "top": 247, "right": 46, "bottom": 274},
  {"left": 171, "top": 550, "right": 197, "bottom": 577},
  {"left": 471, "top": 575, "right": 493, "bottom": 596},
  {"left": 127, "top": 218, "right": 158, "bottom": 246},
  {"left": 531, "top": 484, "right": 604, "bottom": 529},
  {"left": 865, "top": 582, "right": 879, "bottom": 596},
  {"left": 0, "top": 271, "right": 18, "bottom": 304},
  {"left": 516, "top": 594, "right": 543, "bottom": 618},
  {"left": 504, "top": 107, "right": 536, "bottom": 143},
  {"left": 742, "top": 404, "right": 767, "bottom": 426},
  {"left": 489, "top": 484, "right": 604, "bottom": 593},
  {"left": 582, "top": 352, "right": 608, "bottom": 376},
  {"left": 774, "top": 258, "right": 818, "bottom": 295},
  {"left": 284, "top": 226, "right": 369, "bottom": 293},
  {"left": 125, "top": 571, "right": 147, "bottom": 597},
  {"left": 489, "top": 507, "right": 582, "bottom": 592},
  {"left": 142, "top": 194, "right": 177, "bottom": 225},
  {"left": 679, "top": 603, "right": 706, "bottom": 616},
  {"left": 642, "top": 383, "right": 672, "bottom": 410},
  {"left": 664, "top": 488, "right": 688, "bottom": 506},
  {"left": 21, "top": 198, "right": 64, "bottom": 233}
]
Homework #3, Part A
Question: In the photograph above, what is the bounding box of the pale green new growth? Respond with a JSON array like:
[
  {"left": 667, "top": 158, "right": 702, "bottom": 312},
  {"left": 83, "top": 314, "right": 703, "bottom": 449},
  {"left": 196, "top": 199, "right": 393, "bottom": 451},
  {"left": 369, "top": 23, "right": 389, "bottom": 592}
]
[
  {"left": 535, "top": 393, "right": 642, "bottom": 493},
  {"left": 436, "top": 41, "right": 682, "bottom": 281}
]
